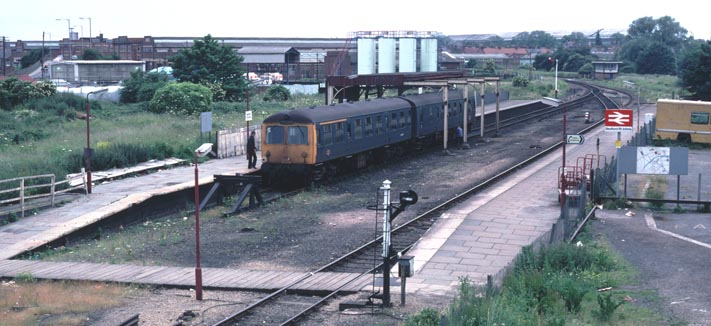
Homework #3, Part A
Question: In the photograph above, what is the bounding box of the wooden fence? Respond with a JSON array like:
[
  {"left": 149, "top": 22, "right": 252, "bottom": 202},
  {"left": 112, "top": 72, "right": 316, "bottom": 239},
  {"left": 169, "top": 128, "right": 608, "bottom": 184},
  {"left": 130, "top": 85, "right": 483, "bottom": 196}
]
[
  {"left": 0, "top": 171, "right": 87, "bottom": 219},
  {"left": 216, "top": 125, "right": 261, "bottom": 159}
]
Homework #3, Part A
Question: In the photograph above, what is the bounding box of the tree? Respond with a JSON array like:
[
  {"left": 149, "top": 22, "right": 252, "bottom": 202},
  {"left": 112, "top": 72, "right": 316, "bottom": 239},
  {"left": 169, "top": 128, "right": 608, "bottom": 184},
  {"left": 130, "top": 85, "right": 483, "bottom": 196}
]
[
  {"left": 20, "top": 48, "right": 49, "bottom": 69},
  {"left": 636, "top": 42, "right": 676, "bottom": 75},
  {"left": 627, "top": 17, "right": 657, "bottom": 39},
  {"left": 561, "top": 32, "right": 589, "bottom": 50},
  {"left": 120, "top": 70, "right": 172, "bottom": 103},
  {"left": 170, "top": 34, "right": 246, "bottom": 101},
  {"left": 148, "top": 82, "right": 212, "bottom": 115},
  {"left": 81, "top": 48, "right": 103, "bottom": 60},
  {"left": 678, "top": 40, "right": 711, "bottom": 100}
]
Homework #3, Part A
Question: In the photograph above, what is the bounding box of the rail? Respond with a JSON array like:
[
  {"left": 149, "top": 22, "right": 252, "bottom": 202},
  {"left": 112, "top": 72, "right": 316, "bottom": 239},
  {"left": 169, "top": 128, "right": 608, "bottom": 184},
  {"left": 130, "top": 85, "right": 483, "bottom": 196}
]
[{"left": 0, "top": 171, "right": 87, "bottom": 218}]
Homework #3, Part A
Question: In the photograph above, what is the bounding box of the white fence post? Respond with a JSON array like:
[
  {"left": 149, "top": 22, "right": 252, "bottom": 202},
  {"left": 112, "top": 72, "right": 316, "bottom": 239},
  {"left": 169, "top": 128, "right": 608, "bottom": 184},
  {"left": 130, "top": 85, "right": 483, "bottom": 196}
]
[
  {"left": 20, "top": 178, "right": 25, "bottom": 219},
  {"left": 51, "top": 174, "right": 56, "bottom": 207}
]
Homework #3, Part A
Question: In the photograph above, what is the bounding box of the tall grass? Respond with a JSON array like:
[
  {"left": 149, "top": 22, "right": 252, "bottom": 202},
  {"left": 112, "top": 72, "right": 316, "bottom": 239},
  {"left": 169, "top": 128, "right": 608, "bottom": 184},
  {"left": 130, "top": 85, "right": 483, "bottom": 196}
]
[
  {"left": 407, "top": 238, "right": 666, "bottom": 325},
  {"left": 0, "top": 277, "right": 127, "bottom": 325},
  {"left": 0, "top": 93, "right": 322, "bottom": 184}
]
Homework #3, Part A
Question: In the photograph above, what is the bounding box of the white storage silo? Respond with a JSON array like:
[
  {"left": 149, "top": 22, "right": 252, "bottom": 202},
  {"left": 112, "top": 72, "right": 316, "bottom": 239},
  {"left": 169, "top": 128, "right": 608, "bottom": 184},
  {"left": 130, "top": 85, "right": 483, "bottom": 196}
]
[
  {"left": 378, "top": 38, "right": 396, "bottom": 73},
  {"left": 420, "top": 38, "right": 438, "bottom": 72},
  {"left": 357, "top": 38, "right": 376, "bottom": 75},
  {"left": 398, "top": 38, "right": 417, "bottom": 73}
]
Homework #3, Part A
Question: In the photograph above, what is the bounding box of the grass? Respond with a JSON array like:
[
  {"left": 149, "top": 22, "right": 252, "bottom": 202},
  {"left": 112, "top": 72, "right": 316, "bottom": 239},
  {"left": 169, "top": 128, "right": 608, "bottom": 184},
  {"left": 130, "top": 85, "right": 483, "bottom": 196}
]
[
  {"left": 0, "top": 93, "right": 322, "bottom": 188},
  {"left": 406, "top": 227, "right": 672, "bottom": 326},
  {"left": 0, "top": 277, "right": 129, "bottom": 326}
]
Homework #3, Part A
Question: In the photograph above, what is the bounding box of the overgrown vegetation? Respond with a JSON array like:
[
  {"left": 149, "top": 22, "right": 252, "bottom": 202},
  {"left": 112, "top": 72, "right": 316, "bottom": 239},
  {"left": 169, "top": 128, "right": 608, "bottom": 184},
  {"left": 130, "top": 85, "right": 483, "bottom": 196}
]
[
  {"left": 148, "top": 82, "right": 213, "bottom": 115},
  {"left": 0, "top": 277, "right": 128, "bottom": 325},
  {"left": 406, "top": 237, "right": 666, "bottom": 325}
]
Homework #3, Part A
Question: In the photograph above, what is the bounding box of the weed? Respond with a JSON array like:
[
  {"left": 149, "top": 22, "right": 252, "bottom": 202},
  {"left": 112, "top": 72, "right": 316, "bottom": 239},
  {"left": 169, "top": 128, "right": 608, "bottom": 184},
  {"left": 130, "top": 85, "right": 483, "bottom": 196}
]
[
  {"left": 558, "top": 278, "right": 587, "bottom": 313},
  {"left": 593, "top": 292, "right": 624, "bottom": 321},
  {"left": 15, "top": 272, "right": 36, "bottom": 283},
  {"left": 405, "top": 308, "right": 440, "bottom": 326},
  {"left": 8, "top": 212, "right": 18, "bottom": 222}
]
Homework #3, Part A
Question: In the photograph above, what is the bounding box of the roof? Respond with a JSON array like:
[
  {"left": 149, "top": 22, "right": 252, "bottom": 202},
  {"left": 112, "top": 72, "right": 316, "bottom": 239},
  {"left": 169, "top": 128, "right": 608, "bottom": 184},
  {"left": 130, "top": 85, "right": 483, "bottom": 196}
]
[
  {"left": 237, "top": 46, "right": 299, "bottom": 55},
  {"left": 53, "top": 60, "right": 145, "bottom": 65}
]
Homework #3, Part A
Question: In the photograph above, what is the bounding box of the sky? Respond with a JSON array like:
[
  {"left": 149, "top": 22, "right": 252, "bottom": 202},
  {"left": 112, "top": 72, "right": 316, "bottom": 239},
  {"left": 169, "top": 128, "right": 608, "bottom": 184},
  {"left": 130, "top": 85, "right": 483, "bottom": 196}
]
[{"left": 1, "top": 0, "right": 709, "bottom": 42}]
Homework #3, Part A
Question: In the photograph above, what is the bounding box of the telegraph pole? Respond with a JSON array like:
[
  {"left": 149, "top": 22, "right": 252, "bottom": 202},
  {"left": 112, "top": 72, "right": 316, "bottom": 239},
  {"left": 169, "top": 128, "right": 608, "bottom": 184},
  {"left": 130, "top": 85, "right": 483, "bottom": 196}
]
[{"left": 2, "top": 36, "right": 6, "bottom": 76}]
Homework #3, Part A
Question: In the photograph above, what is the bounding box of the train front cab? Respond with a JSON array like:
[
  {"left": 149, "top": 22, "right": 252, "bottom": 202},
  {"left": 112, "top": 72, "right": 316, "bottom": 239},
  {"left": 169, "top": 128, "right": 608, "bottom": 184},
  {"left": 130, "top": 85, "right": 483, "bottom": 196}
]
[{"left": 261, "top": 123, "right": 317, "bottom": 182}]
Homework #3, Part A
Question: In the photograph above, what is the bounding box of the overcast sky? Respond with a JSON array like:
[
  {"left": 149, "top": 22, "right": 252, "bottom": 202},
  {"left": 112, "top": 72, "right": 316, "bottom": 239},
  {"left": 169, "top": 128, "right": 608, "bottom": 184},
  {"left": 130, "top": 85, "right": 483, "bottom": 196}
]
[{"left": 2, "top": 0, "right": 709, "bottom": 42}]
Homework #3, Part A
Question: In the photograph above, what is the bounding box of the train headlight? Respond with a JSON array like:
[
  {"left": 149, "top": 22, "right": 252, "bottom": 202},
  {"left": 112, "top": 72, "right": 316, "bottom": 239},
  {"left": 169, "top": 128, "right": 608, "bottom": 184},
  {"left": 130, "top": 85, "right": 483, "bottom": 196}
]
[
  {"left": 265, "top": 151, "right": 271, "bottom": 158},
  {"left": 301, "top": 152, "right": 308, "bottom": 158}
]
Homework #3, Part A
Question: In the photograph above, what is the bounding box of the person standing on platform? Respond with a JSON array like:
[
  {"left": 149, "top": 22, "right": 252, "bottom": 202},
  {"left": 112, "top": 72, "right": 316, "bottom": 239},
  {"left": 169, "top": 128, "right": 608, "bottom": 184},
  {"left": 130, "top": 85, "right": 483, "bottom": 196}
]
[
  {"left": 246, "top": 130, "right": 257, "bottom": 169},
  {"left": 456, "top": 125, "right": 463, "bottom": 149}
]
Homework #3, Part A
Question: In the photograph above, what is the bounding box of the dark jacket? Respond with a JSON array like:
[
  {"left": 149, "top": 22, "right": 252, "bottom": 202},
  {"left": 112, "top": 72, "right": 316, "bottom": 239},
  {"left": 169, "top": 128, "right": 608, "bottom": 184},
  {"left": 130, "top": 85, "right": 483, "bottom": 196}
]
[{"left": 247, "top": 134, "right": 256, "bottom": 154}]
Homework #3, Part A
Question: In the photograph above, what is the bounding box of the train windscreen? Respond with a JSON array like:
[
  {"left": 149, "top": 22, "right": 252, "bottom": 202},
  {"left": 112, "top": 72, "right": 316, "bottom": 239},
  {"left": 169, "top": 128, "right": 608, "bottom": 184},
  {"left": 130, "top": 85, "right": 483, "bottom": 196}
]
[
  {"left": 266, "top": 126, "right": 285, "bottom": 144},
  {"left": 288, "top": 126, "right": 308, "bottom": 144}
]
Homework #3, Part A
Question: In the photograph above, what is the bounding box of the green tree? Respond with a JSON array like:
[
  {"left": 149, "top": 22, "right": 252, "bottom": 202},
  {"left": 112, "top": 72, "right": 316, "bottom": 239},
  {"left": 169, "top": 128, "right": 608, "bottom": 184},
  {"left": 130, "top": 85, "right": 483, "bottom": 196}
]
[
  {"left": 0, "top": 78, "right": 55, "bottom": 110},
  {"left": 678, "top": 40, "right": 711, "bottom": 100},
  {"left": 80, "top": 48, "right": 103, "bottom": 60},
  {"left": 20, "top": 48, "right": 50, "bottom": 69},
  {"left": 148, "top": 82, "right": 212, "bottom": 115},
  {"left": 170, "top": 34, "right": 246, "bottom": 101},
  {"left": 120, "top": 70, "right": 172, "bottom": 103},
  {"left": 561, "top": 32, "right": 590, "bottom": 51},
  {"left": 636, "top": 42, "right": 676, "bottom": 75}
]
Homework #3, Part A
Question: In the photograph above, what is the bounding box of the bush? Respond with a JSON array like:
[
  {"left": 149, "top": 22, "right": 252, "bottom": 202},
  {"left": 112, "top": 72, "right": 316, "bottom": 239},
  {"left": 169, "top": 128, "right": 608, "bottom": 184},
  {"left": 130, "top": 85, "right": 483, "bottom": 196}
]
[
  {"left": 0, "top": 78, "right": 56, "bottom": 111},
  {"left": 512, "top": 76, "right": 529, "bottom": 87},
  {"left": 148, "top": 82, "right": 212, "bottom": 115},
  {"left": 405, "top": 308, "right": 440, "bottom": 326},
  {"left": 592, "top": 292, "right": 624, "bottom": 321},
  {"left": 120, "top": 70, "right": 172, "bottom": 103},
  {"left": 65, "top": 142, "right": 176, "bottom": 172},
  {"left": 263, "top": 85, "right": 290, "bottom": 102}
]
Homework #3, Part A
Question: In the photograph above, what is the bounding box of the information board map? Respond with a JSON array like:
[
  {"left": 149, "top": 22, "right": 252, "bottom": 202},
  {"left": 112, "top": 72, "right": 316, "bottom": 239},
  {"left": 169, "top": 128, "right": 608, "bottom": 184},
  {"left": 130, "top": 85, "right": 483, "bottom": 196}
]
[{"left": 636, "top": 147, "right": 670, "bottom": 174}]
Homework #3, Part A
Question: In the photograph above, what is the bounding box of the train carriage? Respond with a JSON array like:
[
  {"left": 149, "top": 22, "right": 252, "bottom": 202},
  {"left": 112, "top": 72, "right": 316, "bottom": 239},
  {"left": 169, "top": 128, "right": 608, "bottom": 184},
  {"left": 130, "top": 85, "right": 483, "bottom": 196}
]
[{"left": 260, "top": 90, "right": 474, "bottom": 184}]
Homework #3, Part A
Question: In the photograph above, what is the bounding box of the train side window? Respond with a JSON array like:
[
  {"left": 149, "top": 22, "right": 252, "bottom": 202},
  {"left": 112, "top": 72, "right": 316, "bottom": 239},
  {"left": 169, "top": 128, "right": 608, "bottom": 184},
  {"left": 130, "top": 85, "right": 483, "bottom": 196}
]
[
  {"left": 375, "top": 116, "right": 383, "bottom": 135},
  {"left": 691, "top": 112, "right": 710, "bottom": 124},
  {"left": 320, "top": 125, "right": 333, "bottom": 146},
  {"left": 265, "top": 126, "right": 285, "bottom": 144},
  {"left": 400, "top": 111, "right": 406, "bottom": 129},
  {"left": 287, "top": 126, "right": 308, "bottom": 145},
  {"left": 391, "top": 113, "right": 398, "bottom": 130},
  {"left": 406, "top": 111, "right": 411, "bottom": 127},
  {"left": 365, "top": 117, "right": 373, "bottom": 136},
  {"left": 355, "top": 119, "right": 363, "bottom": 139},
  {"left": 335, "top": 122, "right": 345, "bottom": 143}
]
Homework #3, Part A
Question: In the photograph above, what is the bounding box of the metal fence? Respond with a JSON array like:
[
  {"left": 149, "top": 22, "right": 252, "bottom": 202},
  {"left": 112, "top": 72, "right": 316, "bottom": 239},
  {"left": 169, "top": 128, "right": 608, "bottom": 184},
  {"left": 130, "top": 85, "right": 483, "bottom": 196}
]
[{"left": 549, "top": 180, "right": 591, "bottom": 244}]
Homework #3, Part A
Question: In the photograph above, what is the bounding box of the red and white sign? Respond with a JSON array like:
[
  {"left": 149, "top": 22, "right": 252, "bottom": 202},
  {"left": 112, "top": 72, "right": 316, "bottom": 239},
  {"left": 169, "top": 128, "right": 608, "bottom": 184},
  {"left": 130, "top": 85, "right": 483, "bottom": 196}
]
[{"left": 605, "top": 109, "right": 634, "bottom": 132}]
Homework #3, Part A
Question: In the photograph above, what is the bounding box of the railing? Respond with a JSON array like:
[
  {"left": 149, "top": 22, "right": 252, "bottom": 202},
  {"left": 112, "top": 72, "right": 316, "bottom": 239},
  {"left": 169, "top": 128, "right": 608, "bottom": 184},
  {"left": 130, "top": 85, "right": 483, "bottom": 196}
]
[{"left": 0, "top": 171, "right": 87, "bottom": 219}]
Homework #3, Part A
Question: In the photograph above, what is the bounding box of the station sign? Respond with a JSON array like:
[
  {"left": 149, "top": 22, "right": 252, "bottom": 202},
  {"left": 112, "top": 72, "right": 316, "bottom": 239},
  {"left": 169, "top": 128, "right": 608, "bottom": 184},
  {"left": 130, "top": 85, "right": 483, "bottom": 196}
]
[
  {"left": 605, "top": 109, "right": 634, "bottom": 132},
  {"left": 566, "top": 134, "right": 585, "bottom": 144}
]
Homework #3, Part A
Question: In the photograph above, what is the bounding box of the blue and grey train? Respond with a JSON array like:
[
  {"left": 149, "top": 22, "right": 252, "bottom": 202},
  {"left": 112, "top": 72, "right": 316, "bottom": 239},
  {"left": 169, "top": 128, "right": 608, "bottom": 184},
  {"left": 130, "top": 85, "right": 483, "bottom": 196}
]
[{"left": 260, "top": 90, "right": 474, "bottom": 183}]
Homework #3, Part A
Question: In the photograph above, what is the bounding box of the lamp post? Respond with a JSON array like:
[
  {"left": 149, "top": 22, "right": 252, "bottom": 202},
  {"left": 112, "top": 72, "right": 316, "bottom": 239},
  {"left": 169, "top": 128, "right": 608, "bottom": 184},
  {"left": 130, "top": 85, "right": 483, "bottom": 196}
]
[
  {"left": 79, "top": 17, "right": 92, "bottom": 47},
  {"left": 193, "top": 143, "right": 213, "bottom": 301},
  {"left": 554, "top": 58, "right": 559, "bottom": 99},
  {"left": 56, "top": 18, "right": 71, "bottom": 59},
  {"left": 84, "top": 88, "right": 108, "bottom": 194}
]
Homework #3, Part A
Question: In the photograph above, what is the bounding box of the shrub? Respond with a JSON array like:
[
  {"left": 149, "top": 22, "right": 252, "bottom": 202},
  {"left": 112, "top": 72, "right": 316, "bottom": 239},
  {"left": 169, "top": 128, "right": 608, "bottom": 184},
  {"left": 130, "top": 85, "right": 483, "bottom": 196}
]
[
  {"left": 405, "top": 308, "right": 440, "bottom": 326},
  {"left": 15, "top": 272, "right": 36, "bottom": 283},
  {"left": 120, "top": 70, "right": 172, "bottom": 103},
  {"left": 263, "top": 85, "right": 290, "bottom": 102},
  {"left": 592, "top": 292, "right": 624, "bottom": 321},
  {"left": 148, "top": 82, "right": 212, "bottom": 115},
  {"left": 512, "top": 76, "right": 529, "bottom": 87},
  {"left": 0, "top": 78, "right": 55, "bottom": 111}
]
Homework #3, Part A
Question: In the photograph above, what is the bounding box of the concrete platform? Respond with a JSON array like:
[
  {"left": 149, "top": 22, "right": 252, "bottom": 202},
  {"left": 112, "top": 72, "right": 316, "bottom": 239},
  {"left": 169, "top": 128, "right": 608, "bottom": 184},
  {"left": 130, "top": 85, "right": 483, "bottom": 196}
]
[
  {"left": 0, "top": 153, "right": 259, "bottom": 260},
  {"left": 399, "top": 103, "right": 658, "bottom": 298}
]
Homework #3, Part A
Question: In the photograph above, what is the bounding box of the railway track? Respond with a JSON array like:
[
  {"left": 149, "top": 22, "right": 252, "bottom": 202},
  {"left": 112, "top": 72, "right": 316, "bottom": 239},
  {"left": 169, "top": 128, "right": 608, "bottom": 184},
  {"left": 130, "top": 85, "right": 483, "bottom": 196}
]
[{"left": 212, "top": 81, "right": 632, "bottom": 326}]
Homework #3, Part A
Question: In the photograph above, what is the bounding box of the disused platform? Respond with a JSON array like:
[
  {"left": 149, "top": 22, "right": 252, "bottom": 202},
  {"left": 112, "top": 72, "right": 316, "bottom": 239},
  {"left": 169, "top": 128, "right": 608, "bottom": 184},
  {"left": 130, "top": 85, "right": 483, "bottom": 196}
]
[
  {"left": 0, "top": 260, "right": 371, "bottom": 293},
  {"left": 0, "top": 155, "right": 258, "bottom": 261}
]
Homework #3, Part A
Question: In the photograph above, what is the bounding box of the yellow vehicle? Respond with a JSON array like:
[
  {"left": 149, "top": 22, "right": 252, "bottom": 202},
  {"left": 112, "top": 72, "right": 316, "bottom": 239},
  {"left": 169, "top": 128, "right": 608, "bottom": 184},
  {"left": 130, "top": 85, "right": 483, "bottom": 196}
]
[{"left": 655, "top": 99, "right": 711, "bottom": 143}]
